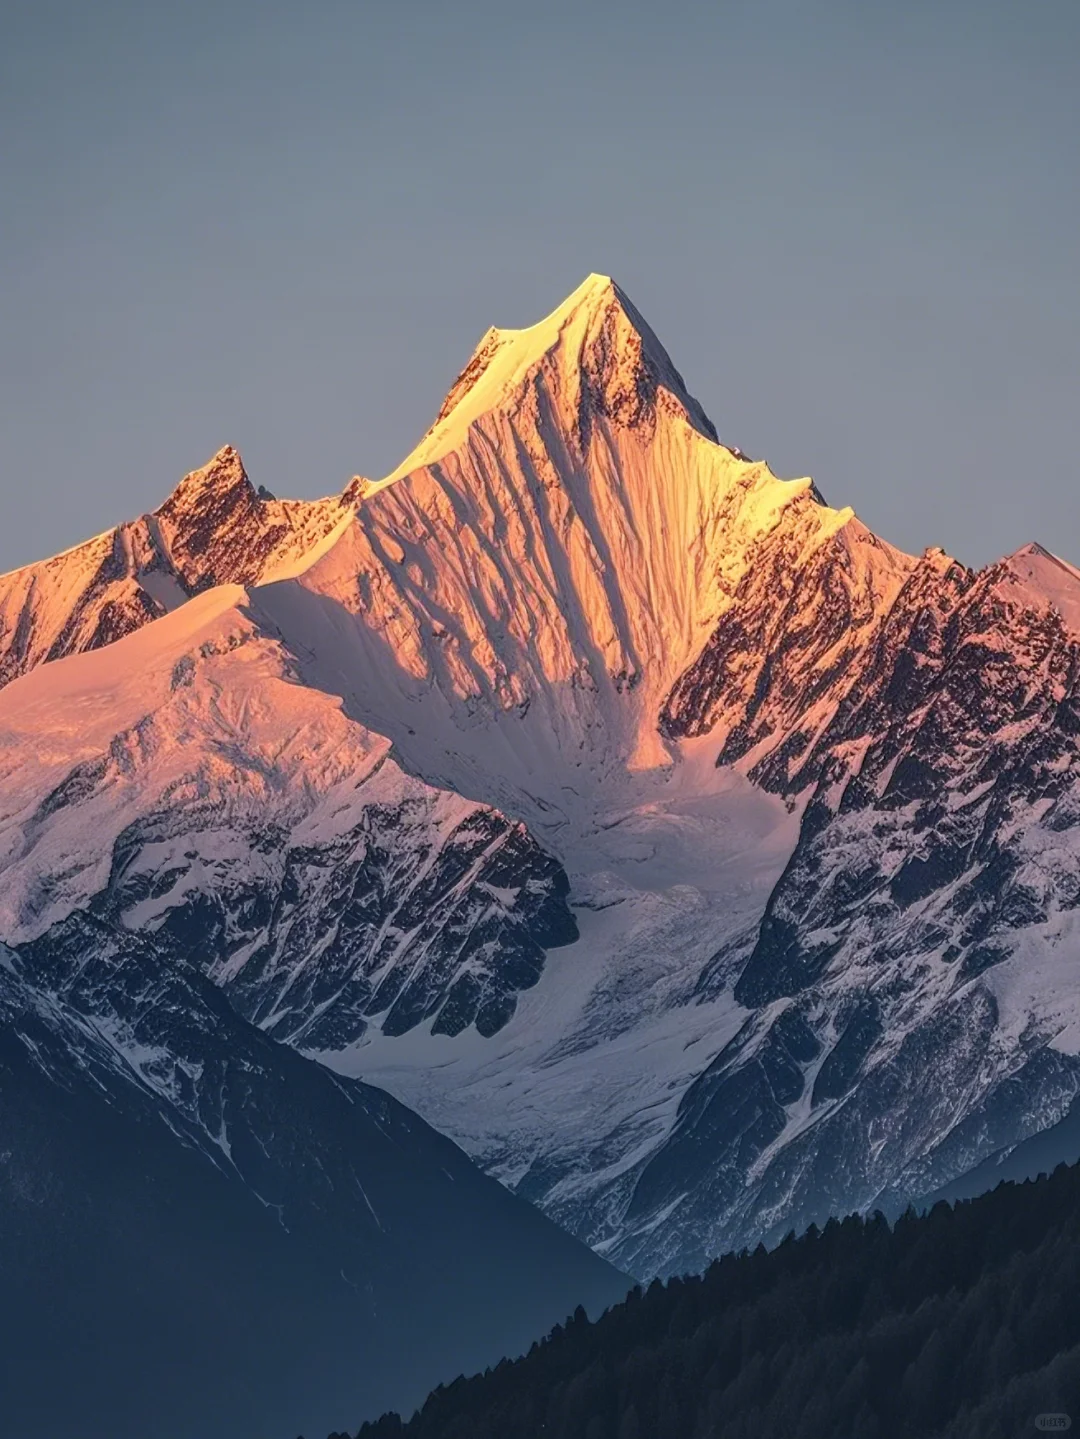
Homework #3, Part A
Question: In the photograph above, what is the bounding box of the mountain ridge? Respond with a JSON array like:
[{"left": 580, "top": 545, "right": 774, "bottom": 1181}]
[
  {"left": 0, "top": 909, "right": 625, "bottom": 1439},
  {"left": 2, "top": 274, "right": 1080, "bottom": 1284},
  {"left": 0, "top": 444, "right": 359, "bottom": 690},
  {"left": 382, "top": 273, "right": 721, "bottom": 490}
]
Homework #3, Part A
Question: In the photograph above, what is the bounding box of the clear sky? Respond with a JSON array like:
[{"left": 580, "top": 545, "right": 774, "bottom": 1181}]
[{"left": 2, "top": 0, "right": 1077, "bottom": 573}]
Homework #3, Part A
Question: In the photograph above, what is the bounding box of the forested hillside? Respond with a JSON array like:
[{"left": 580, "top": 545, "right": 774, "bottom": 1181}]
[{"left": 339, "top": 1162, "right": 1080, "bottom": 1439}]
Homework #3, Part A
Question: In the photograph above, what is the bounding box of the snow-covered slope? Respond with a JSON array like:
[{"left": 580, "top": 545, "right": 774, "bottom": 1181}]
[
  {"left": 633, "top": 542, "right": 1080, "bottom": 1271},
  {"left": 0, "top": 584, "right": 577, "bottom": 1046},
  {"left": 265, "top": 274, "right": 907, "bottom": 827},
  {"left": 0, "top": 445, "right": 356, "bottom": 688},
  {"left": 3, "top": 274, "right": 1080, "bottom": 1284}
]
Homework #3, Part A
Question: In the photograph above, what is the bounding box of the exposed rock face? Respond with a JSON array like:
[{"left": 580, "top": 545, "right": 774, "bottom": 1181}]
[
  {"left": 104, "top": 802, "right": 575, "bottom": 1047},
  {"left": 0, "top": 445, "right": 355, "bottom": 688},
  {"left": 620, "top": 535, "right": 1080, "bottom": 1273}
]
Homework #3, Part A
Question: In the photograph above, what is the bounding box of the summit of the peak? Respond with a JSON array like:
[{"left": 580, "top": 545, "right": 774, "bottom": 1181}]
[
  {"left": 1001, "top": 540, "right": 1080, "bottom": 578},
  {"left": 380, "top": 275, "right": 718, "bottom": 485},
  {"left": 1008, "top": 541, "right": 1066, "bottom": 565},
  {"left": 197, "top": 443, "right": 246, "bottom": 478},
  {"left": 997, "top": 540, "right": 1080, "bottom": 632},
  {"left": 575, "top": 271, "right": 615, "bottom": 291},
  {"left": 156, "top": 445, "right": 253, "bottom": 517},
  {"left": 533, "top": 271, "right": 620, "bottom": 321},
  {"left": 489, "top": 273, "right": 642, "bottom": 350}
]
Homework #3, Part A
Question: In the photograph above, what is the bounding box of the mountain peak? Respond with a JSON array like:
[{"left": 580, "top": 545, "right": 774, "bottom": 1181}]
[
  {"left": 381, "top": 275, "right": 718, "bottom": 486},
  {"left": 534, "top": 271, "right": 621, "bottom": 326},
  {"left": 998, "top": 541, "right": 1080, "bottom": 631},
  {"left": 156, "top": 445, "right": 253, "bottom": 519}
]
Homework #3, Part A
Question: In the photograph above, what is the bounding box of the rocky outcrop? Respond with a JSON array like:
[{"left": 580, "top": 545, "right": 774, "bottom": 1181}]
[{"left": 0, "top": 445, "right": 355, "bottom": 688}]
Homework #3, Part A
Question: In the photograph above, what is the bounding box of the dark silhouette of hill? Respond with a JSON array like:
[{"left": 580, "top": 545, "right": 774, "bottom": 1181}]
[{"left": 341, "top": 1159, "right": 1080, "bottom": 1439}]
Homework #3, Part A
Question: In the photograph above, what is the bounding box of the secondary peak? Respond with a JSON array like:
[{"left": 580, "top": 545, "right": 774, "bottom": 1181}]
[{"left": 156, "top": 446, "right": 254, "bottom": 518}]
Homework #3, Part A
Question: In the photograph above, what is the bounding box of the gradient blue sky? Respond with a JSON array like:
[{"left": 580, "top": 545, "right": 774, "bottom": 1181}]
[{"left": 2, "top": 0, "right": 1077, "bottom": 573}]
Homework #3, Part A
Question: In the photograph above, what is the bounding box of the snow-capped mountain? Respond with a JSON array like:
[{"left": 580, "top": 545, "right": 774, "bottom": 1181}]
[{"left": 2, "top": 273, "right": 1079, "bottom": 1284}]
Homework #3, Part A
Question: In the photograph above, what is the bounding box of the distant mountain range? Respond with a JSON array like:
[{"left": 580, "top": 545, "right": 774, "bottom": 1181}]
[{"left": 3, "top": 274, "right": 1079, "bottom": 1432}]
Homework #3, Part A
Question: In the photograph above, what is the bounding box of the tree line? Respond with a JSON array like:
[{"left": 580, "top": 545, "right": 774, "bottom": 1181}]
[{"left": 323, "top": 1157, "right": 1080, "bottom": 1439}]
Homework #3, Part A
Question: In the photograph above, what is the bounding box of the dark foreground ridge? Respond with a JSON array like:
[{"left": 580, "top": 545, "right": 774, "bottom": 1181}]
[
  {"left": 0, "top": 921, "right": 626, "bottom": 1439},
  {"left": 338, "top": 1160, "right": 1080, "bottom": 1439}
]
